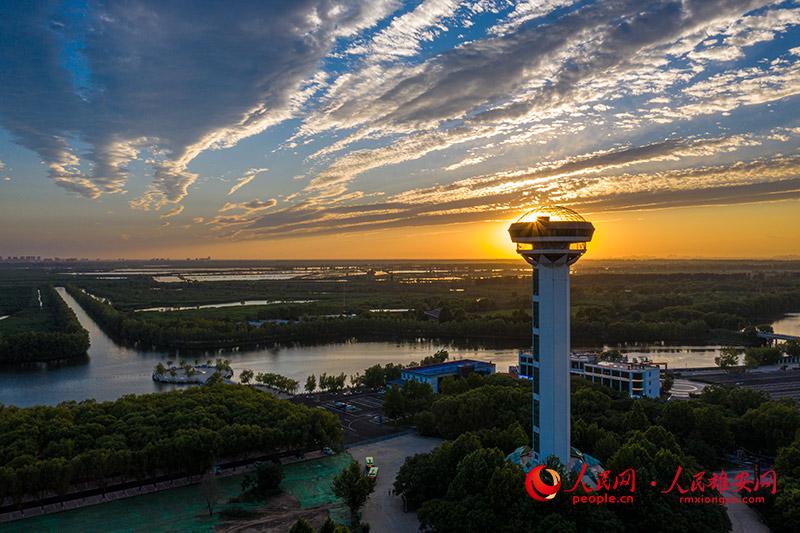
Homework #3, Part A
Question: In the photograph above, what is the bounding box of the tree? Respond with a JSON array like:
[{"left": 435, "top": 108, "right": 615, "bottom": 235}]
[
  {"left": 745, "top": 346, "right": 782, "bottom": 368},
  {"left": 305, "top": 374, "right": 317, "bottom": 393},
  {"left": 200, "top": 473, "right": 220, "bottom": 517},
  {"left": 384, "top": 385, "right": 405, "bottom": 419},
  {"left": 599, "top": 349, "right": 623, "bottom": 362},
  {"left": 319, "top": 519, "right": 354, "bottom": 533},
  {"left": 206, "top": 371, "right": 223, "bottom": 385},
  {"left": 714, "top": 346, "right": 739, "bottom": 371},
  {"left": 784, "top": 340, "right": 800, "bottom": 357},
  {"left": 241, "top": 461, "right": 283, "bottom": 500},
  {"left": 154, "top": 362, "right": 166, "bottom": 375},
  {"left": 288, "top": 518, "right": 315, "bottom": 533},
  {"left": 239, "top": 369, "right": 254, "bottom": 384},
  {"left": 332, "top": 460, "right": 375, "bottom": 525},
  {"left": 361, "top": 365, "right": 385, "bottom": 389}
]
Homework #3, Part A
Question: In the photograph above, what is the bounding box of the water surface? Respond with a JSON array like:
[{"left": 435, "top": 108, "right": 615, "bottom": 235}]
[{"left": 0, "top": 289, "right": 797, "bottom": 407}]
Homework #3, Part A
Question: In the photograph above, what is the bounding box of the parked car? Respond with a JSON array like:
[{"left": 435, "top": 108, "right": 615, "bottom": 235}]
[
  {"left": 367, "top": 466, "right": 379, "bottom": 480},
  {"left": 322, "top": 447, "right": 335, "bottom": 456},
  {"left": 366, "top": 456, "right": 375, "bottom": 467}
]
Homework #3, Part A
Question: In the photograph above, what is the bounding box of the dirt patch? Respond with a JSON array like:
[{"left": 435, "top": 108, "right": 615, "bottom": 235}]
[{"left": 215, "top": 493, "right": 338, "bottom": 533}]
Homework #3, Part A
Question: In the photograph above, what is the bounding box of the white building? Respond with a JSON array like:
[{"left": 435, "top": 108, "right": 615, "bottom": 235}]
[
  {"left": 517, "top": 353, "right": 661, "bottom": 399},
  {"left": 508, "top": 206, "right": 595, "bottom": 465}
]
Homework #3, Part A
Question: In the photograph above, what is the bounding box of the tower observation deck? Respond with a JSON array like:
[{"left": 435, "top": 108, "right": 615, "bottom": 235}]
[{"left": 508, "top": 206, "right": 594, "bottom": 464}]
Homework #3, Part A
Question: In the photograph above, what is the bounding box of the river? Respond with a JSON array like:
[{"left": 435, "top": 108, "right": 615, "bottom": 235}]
[{"left": 0, "top": 288, "right": 797, "bottom": 407}]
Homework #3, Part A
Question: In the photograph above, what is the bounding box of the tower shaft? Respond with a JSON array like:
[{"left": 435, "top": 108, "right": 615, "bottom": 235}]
[
  {"left": 508, "top": 205, "right": 594, "bottom": 468},
  {"left": 532, "top": 263, "right": 571, "bottom": 464}
]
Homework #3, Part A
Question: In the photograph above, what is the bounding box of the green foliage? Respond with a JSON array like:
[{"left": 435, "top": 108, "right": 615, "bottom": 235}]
[
  {"left": 783, "top": 340, "right": 800, "bottom": 357},
  {"left": 754, "top": 431, "right": 800, "bottom": 532},
  {"left": 254, "top": 372, "right": 299, "bottom": 394},
  {"left": 240, "top": 461, "right": 283, "bottom": 500},
  {"left": 428, "top": 384, "right": 530, "bottom": 439},
  {"left": 0, "top": 385, "right": 340, "bottom": 503},
  {"left": 239, "top": 368, "right": 254, "bottom": 384},
  {"left": 319, "top": 372, "right": 347, "bottom": 392},
  {"left": 383, "top": 381, "right": 434, "bottom": 420},
  {"left": 62, "top": 268, "right": 800, "bottom": 350},
  {"left": 737, "top": 401, "right": 800, "bottom": 454},
  {"left": 319, "top": 518, "right": 338, "bottom": 533},
  {"left": 305, "top": 374, "right": 316, "bottom": 393},
  {"left": 288, "top": 518, "right": 315, "bottom": 533},
  {"left": 714, "top": 346, "right": 739, "bottom": 370},
  {"left": 0, "top": 286, "right": 89, "bottom": 363},
  {"left": 361, "top": 365, "right": 386, "bottom": 389},
  {"left": 744, "top": 346, "right": 782, "bottom": 368},
  {"left": 332, "top": 460, "right": 375, "bottom": 525}
]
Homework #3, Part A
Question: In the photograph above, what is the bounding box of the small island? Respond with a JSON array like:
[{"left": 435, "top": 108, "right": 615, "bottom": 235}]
[{"left": 152, "top": 358, "right": 233, "bottom": 384}]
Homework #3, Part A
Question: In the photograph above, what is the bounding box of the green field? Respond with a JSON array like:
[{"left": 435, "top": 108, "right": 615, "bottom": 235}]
[{"left": 3, "top": 454, "right": 352, "bottom": 533}]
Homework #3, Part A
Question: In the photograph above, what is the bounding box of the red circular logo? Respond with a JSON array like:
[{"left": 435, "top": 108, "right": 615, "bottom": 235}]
[{"left": 525, "top": 465, "right": 562, "bottom": 502}]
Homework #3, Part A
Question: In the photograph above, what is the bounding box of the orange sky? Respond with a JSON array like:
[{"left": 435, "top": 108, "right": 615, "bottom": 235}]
[{"left": 108, "top": 199, "right": 800, "bottom": 260}]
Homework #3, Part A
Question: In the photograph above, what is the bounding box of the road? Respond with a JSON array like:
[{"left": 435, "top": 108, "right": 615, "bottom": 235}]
[
  {"left": 349, "top": 433, "right": 442, "bottom": 533},
  {"left": 722, "top": 470, "right": 770, "bottom": 533}
]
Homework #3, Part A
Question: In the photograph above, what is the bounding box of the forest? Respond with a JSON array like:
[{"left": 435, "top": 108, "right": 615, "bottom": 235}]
[
  {"left": 63, "top": 268, "right": 800, "bottom": 350},
  {"left": 0, "top": 285, "right": 89, "bottom": 363},
  {"left": 386, "top": 373, "right": 799, "bottom": 532},
  {"left": 0, "top": 384, "right": 341, "bottom": 507}
]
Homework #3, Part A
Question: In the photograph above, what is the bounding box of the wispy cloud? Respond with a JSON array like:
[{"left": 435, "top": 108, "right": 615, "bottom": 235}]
[
  {"left": 1, "top": 0, "right": 800, "bottom": 248},
  {"left": 227, "top": 168, "right": 268, "bottom": 196}
]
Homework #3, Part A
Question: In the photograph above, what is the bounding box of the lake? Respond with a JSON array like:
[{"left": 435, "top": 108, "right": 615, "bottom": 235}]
[{"left": 0, "top": 287, "right": 797, "bottom": 407}]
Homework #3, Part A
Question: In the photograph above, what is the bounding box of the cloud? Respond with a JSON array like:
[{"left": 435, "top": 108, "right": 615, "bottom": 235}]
[
  {"left": 159, "top": 205, "right": 184, "bottom": 219},
  {"left": 0, "top": 0, "right": 398, "bottom": 205},
  {"left": 219, "top": 198, "right": 278, "bottom": 213},
  {"left": 208, "top": 197, "right": 279, "bottom": 232},
  {"left": 214, "top": 133, "right": 800, "bottom": 239},
  {"left": 345, "top": 0, "right": 460, "bottom": 61},
  {"left": 227, "top": 168, "right": 268, "bottom": 196},
  {"left": 299, "top": 0, "right": 777, "bottom": 197}
]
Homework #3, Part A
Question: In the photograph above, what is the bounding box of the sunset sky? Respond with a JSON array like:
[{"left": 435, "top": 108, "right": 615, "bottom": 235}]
[{"left": 1, "top": 0, "right": 800, "bottom": 260}]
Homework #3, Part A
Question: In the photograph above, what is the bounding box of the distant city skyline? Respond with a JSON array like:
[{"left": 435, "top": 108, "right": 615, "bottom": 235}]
[{"left": 1, "top": 1, "right": 800, "bottom": 259}]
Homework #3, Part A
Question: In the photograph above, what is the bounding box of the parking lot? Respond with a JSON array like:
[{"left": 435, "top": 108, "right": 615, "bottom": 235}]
[{"left": 291, "top": 390, "right": 406, "bottom": 445}]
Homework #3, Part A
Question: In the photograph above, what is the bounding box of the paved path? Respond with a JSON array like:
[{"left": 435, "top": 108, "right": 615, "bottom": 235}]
[
  {"left": 349, "top": 433, "right": 442, "bottom": 533},
  {"left": 722, "top": 470, "right": 770, "bottom": 533}
]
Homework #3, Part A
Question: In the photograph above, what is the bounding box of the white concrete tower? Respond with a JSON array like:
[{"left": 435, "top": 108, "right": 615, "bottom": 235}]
[{"left": 508, "top": 206, "right": 594, "bottom": 465}]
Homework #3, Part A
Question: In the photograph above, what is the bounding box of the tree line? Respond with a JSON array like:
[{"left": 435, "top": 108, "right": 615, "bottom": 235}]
[
  {"left": 67, "top": 276, "right": 800, "bottom": 351},
  {"left": 0, "top": 384, "right": 341, "bottom": 507},
  {"left": 0, "top": 286, "right": 89, "bottom": 363}
]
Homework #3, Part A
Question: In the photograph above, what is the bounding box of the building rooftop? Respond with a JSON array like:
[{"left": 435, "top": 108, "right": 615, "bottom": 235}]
[
  {"left": 592, "top": 360, "right": 659, "bottom": 371},
  {"left": 403, "top": 359, "right": 495, "bottom": 377}
]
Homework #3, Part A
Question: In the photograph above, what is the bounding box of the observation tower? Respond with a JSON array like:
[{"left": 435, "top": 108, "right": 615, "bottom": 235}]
[{"left": 508, "top": 206, "right": 594, "bottom": 464}]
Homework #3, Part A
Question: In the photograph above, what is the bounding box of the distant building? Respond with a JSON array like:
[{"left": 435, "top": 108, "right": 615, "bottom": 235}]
[
  {"left": 399, "top": 359, "right": 495, "bottom": 393},
  {"left": 515, "top": 353, "right": 661, "bottom": 399}
]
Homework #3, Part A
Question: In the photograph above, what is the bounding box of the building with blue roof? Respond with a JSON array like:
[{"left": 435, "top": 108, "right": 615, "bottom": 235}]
[{"left": 400, "top": 359, "right": 495, "bottom": 393}]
